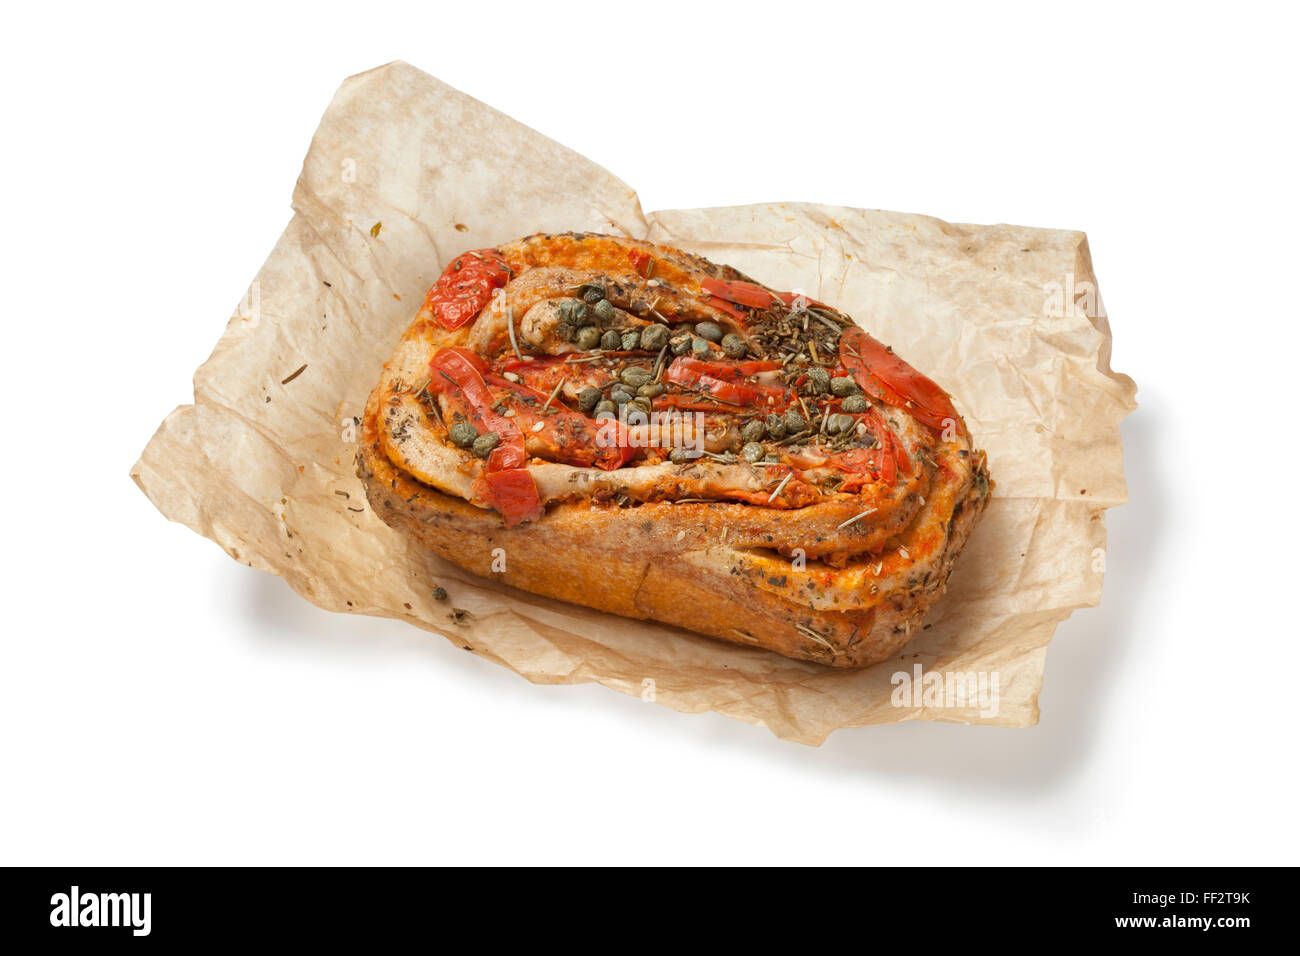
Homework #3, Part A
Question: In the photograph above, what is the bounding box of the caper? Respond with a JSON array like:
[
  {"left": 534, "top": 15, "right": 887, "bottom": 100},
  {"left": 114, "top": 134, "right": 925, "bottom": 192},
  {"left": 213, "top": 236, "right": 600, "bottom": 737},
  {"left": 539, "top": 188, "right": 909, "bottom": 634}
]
[
  {"left": 621, "top": 330, "right": 641, "bottom": 351},
  {"left": 690, "top": 336, "right": 710, "bottom": 355},
  {"left": 577, "top": 386, "right": 602, "bottom": 413},
  {"left": 695, "top": 321, "right": 723, "bottom": 343},
  {"left": 448, "top": 421, "right": 478, "bottom": 447},
  {"left": 721, "top": 333, "right": 747, "bottom": 358},
  {"left": 741, "top": 420, "right": 765, "bottom": 444},
  {"left": 600, "top": 329, "right": 622, "bottom": 351},
  {"left": 670, "top": 333, "right": 692, "bottom": 355},
  {"left": 471, "top": 432, "right": 500, "bottom": 458},
  {"left": 830, "top": 376, "right": 859, "bottom": 397},
  {"left": 784, "top": 409, "right": 806, "bottom": 434},
  {"left": 620, "top": 366, "right": 652, "bottom": 388},
  {"left": 669, "top": 447, "right": 694, "bottom": 464},
  {"left": 765, "top": 413, "right": 787, "bottom": 440},
  {"left": 741, "top": 441, "right": 765, "bottom": 463},
  {"left": 640, "top": 324, "right": 669, "bottom": 351},
  {"left": 594, "top": 399, "right": 617, "bottom": 417},
  {"left": 610, "top": 385, "right": 633, "bottom": 405},
  {"left": 581, "top": 284, "right": 605, "bottom": 304},
  {"left": 638, "top": 382, "right": 667, "bottom": 398},
  {"left": 593, "top": 299, "right": 616, "bottom": 324},
  {"left": 807, "top": 367, "right": 831, "bottom": 394},
  {"left": 764, "top": 453, "right": 780, "bottom": 463},
  {"left": 558, "top": 299, "right": 589, "bottom": 325},
  {"left": 431, "top": 585, "right": 448, "bottom": 602},
  {"left": 628, "top": 397, "right": 652, "bottom": 415},
  {"left": 842, "top": 394, "right": 868, "bottom": 414},
  {"left": 575, "top": 326, "right": 602, "bottom": 350},
  {"left": 830, "top": 413, "right": 855, "bottom": 434}
]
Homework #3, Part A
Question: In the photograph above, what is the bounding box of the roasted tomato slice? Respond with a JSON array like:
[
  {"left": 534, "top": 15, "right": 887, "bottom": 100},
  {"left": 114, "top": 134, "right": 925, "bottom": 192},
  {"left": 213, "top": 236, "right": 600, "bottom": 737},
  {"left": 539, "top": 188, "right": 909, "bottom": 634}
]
[
  {"left": 424, "top": 250, "right": 511, "bottom": 330},
  {"left": 664, "top": 356, "right": 787, "bottom": 407},
  {"left": 477, "top": 469, "right": 543, "bottom": 526},
  {"left": 428, "top": 347, "right": 542, "bottom": 525},
  {"left": 711, "top": 359, "right": 785, "bottom": 377},
  {"left": 480, "top": 373, "right": 636, "bottom": 470},
  {"left": 840, "top": 327, "right": 960, "bottom": 434},
  {"left": 430, "top": 349, "right": 517, "bottom": 441},
  {"left": 429, "top": 347, "right": 490, "bottom": 396},
  {"left": 699, "top": 295, "right": 749, "bottom": 322},
  {"left": 699, "top": 277, "right": 778, "bottom": 310},
  {"left": 699, "top": 278, "right": 829, "bottom": 312}
]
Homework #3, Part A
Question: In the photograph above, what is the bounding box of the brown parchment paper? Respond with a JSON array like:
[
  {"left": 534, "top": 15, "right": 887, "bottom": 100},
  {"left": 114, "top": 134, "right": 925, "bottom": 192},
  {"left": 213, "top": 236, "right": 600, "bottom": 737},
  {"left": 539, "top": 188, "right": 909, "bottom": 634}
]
[{"left": 131, "top": 61, "right": 1136, "bottom": 745}]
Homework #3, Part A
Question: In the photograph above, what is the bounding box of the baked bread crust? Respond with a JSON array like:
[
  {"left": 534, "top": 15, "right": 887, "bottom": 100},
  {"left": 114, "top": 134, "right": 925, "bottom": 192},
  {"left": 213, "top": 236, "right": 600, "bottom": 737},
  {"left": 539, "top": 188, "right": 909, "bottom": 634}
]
[{"left": 358, "top": 233, "right": 990, "bottom": 667}]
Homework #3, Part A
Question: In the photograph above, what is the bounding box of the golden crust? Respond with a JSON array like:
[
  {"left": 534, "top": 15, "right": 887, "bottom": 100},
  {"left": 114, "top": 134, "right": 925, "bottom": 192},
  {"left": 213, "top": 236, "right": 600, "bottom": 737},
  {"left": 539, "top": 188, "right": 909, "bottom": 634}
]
[{"left": 358, "top": 233, "right": 991, "bottom": 667}]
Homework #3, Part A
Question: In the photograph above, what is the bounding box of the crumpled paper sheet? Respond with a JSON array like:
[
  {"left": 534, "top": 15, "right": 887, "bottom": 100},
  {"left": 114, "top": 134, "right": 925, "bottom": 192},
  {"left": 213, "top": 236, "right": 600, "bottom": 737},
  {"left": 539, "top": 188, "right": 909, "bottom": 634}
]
[{"left": 132, "top": 61, "right": 1136, "bottom": 745}]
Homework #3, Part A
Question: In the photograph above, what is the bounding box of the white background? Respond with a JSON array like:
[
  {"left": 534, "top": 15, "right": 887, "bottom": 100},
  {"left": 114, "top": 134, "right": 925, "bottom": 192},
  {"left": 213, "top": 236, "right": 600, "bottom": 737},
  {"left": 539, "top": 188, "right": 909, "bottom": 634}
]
[{"left": 2, "top": 1, "right": 1296, "bottom": 865}]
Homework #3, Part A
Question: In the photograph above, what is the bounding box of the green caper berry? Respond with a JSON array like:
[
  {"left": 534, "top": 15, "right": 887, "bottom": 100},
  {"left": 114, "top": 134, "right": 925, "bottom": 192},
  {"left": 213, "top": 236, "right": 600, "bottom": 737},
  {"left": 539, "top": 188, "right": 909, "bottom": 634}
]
[
  {"left": 842, "top": 394, "right": 868, "bottom": 414},
  {"left": 830, "top": 413, "right": 855, "bottom": 434},
  {"left": 600, "top": 329, "right": 622, "bottom": 351},
  {"left": 690, "top": 336, "right": 710, "bottom": 355},
  {"left": 594, "top": 399, "right": 617, "bottom": 417},
  {"left": 640, "top": 324, "right": 669, "bottom": 351},
  {"left": 575, "top": 326, "right": 602, "bottom": 350},
  {"left": 610, "top": 385, "right": 633, "bottom": 405},
  {"left": 669, "top": 447, "right": 693, "bottom": 464},
  {"left": 741, "top": 420, "right": 765, "bottom": 444},
  {"left": 620, "top": 366, "right": 652, "bottom": 388},
  {"left": 594, "top": 299, "right": 616, "bottom": 324},
  {"left": 670, "top": 334, "right": 692, "bottom": 355},
  {"left": 721, "top": 333, "right": 747, "bottom": 358},
  {"left": 764, "top": 453, "right": 780, "bottom": 463},
  {"left": 628, "top": 397, "right": 652, "bottom": 416},
  {"left": 741, "top": 442, "right": 765, "bottom": 463},
  {"left": 617, "top": 331, "right": 636, "bottom": 351},
  {"left": 808, "top": 367, "right": 831, "bottom": 394},
  {"left": 638, "top": 382, "right": 666, "bottom": 398},
  {"left": 765, "top": 413, "right": 787, "bottom": 440},
  {"left": 449, "top": 421, "right": 478, "bottom": 448},
  {"left": 695, "top": 321, "right": 723, "bottom": 342},
  {"left": 577, "top": 386, "right": 602, "bottom": 413},
  {"left": 558, "top": 299, "right": 588, "bottom": 324},
  {"left": 471, "top": 432, "right": 500, "bottom": 458},
  {"left": 784, "top": 409, "right": 806, "bottom": 433},
  {"left": 830, "top": 376, "right": 859, "bottom": 397},
  {"left": 581, "top": 284, "right": 604, "bottom": 304}
]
